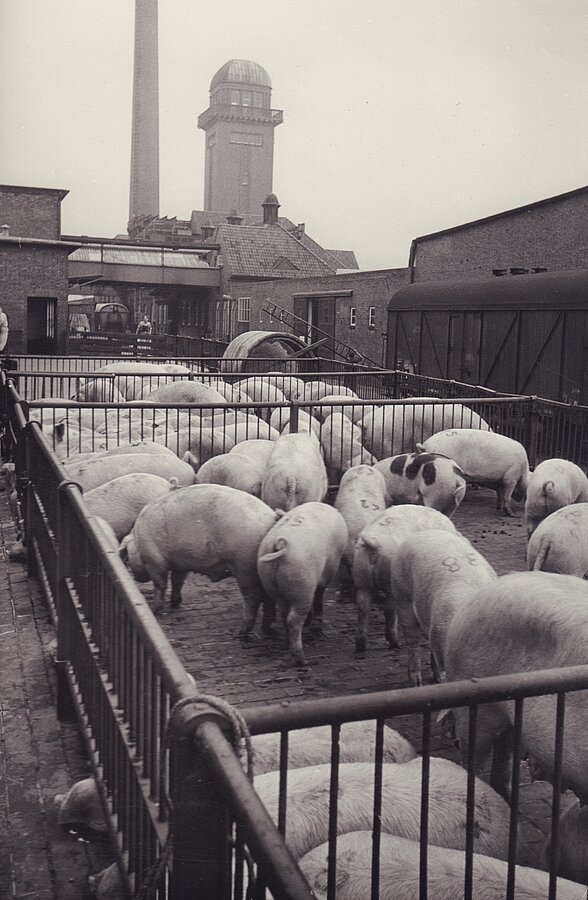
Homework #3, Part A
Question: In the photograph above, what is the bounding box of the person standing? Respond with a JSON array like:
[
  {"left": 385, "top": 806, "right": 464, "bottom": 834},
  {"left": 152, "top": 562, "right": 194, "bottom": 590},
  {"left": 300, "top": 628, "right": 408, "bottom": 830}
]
[{"left": 136, "top": 314, "right": 152, "bottom": 335}]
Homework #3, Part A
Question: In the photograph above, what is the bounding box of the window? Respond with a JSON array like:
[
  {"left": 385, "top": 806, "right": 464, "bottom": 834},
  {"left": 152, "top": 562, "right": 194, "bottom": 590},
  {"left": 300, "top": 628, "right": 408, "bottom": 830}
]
[
  {"left": 349, "top": 307, "right": 357, "bottom": 328},
  {"left": 368, "top": 306, "right": 376, "bottom": 329},
  {"left": 237, "top": 297, "right": 251, "bottom": 323},
  {"left": 230, "top": 90, "right": 240, "bottom": 106},
  {"left": 242, "top": 91, "right": 252, "bottom": 107}
]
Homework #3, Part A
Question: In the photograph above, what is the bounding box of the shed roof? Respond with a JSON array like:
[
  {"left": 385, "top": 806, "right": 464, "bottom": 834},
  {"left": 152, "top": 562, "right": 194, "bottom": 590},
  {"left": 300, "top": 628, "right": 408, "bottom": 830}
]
[{"left": 388, "top": 268, "right": 588, "bottom": 311}]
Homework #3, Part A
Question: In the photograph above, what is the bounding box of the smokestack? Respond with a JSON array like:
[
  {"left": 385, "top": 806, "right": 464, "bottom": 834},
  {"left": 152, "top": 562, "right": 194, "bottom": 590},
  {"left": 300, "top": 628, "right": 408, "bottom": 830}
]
[{"left": 129, "top": 0, "right": 160, "bottom": 224}]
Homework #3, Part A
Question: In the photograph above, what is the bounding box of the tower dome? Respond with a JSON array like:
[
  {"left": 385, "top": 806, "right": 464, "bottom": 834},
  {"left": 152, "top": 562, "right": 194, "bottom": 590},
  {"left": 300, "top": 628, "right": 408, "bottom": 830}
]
[{"left": 210, "top": 59, "right": 271, "bottom": 90}]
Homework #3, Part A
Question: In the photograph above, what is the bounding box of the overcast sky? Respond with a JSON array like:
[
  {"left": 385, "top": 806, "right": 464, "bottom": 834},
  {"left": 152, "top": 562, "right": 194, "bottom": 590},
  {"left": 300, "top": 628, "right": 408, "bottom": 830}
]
[{"left": 2, "top": 0, "right": 587, "bottom": 271}]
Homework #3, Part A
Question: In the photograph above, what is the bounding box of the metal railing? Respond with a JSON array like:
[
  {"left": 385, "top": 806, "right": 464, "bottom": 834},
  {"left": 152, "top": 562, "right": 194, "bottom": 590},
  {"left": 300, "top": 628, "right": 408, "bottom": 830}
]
[{"left": 3, "top": 365, "right": 588, "bottom": 898}]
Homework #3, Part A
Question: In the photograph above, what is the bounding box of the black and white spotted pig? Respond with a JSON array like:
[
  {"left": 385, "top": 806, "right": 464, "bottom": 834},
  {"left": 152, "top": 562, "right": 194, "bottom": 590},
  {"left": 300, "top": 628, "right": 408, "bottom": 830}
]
[{"left": 374, "top": 451, "right": 466, "bottom": 516}]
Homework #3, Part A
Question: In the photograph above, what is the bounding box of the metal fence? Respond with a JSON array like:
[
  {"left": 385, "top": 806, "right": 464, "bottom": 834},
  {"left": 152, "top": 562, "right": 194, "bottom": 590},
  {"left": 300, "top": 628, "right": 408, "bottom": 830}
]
[{"left": 3, "top": 366, "right": 588, "bottom": 898}]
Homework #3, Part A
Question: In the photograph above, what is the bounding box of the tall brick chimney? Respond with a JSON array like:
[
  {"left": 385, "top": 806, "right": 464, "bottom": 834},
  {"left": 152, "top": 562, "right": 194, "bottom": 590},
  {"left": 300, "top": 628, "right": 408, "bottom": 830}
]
[{"left": 128, "top": 0, "right": 160, "bottom": 225}]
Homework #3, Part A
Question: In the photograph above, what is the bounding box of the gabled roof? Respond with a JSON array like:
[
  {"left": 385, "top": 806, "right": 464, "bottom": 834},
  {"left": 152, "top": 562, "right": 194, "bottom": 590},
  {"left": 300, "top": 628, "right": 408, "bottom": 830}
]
[
  {"left": 410, "top": 185, "right": 588, "bottom": 257},
  {"left": 326, "top": 248, "right": 359, "bottom": 270},
  {"left": 216, "top": 223, "right": 337, "bottom": 278}
]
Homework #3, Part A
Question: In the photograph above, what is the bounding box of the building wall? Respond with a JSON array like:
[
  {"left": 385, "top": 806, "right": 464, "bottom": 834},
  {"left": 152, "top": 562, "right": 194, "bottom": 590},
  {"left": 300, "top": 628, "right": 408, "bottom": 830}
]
[
  {"left": 0, "top": 187, "right": 63, "bottom": 240},
  {"left": 204, "top": 119, "right": 276, "bottom": 215},
  {"left": 412, "top": 191, "right": 588, "bottom": 282},
  {"left": 0, "top": 244, "right": 70, "bottom": 352},
  {"left": 231, "top": 269, "right": 409, "bottom": 365}
]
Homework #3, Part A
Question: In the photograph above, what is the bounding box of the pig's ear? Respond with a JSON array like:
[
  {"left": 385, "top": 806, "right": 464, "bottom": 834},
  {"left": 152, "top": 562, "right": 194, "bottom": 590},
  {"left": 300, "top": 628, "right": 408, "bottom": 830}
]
[
  {"left": 415, "top": 442, "right": 426, "bottom": 453},
  {"left": 54, "top": 422, "right": 66, "bottom": 442}
]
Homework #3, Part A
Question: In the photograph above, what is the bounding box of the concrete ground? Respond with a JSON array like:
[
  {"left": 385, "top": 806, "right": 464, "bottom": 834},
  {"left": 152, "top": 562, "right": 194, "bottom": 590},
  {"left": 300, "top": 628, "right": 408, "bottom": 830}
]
[{"left": 0, "top": 481, "right": 570, "bottom": 897}]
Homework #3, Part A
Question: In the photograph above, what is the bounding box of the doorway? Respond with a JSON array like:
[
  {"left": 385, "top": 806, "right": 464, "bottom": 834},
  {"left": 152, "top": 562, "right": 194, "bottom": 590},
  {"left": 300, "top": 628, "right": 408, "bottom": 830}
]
[{"left": 27, "top": 297, "right": 57, "bottom": 354}]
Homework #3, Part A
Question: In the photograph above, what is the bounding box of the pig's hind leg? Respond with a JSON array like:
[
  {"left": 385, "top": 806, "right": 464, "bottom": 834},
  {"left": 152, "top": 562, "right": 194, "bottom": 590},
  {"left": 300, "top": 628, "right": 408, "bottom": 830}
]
[{"left": 170, "top": 569, "right": 187, "bottom": 608}]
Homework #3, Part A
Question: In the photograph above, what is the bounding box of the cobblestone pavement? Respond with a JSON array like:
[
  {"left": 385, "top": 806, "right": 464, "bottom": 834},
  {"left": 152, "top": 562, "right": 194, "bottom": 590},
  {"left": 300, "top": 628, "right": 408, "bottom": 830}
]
[
  {"left": 0, "top": 487, "right": 112, "bottom": 899},
  {"left": 0, "top": 483, "right": 572, "bottom": 896}
]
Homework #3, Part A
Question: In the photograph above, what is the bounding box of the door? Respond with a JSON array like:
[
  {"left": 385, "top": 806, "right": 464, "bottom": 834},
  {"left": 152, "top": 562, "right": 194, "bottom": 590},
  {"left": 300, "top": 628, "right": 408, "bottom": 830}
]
[{"left": 27, "top": 297, "right": 57, "bottom": 354}]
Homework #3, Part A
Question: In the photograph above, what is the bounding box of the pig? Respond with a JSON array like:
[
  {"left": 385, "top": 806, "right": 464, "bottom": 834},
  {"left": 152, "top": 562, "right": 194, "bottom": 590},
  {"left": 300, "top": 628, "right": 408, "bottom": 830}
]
[
  {"left": 93, "top": 516, "right": 121, "bottom": 550},
  {"left": 251, "top": 721, "right": 416, "bottom": 775},
  {"left": 257, "top": 502, "right": 348, "bottom": 665},
  {"left": 389, "top": 530, "right": 497, "bottom": 685},
  {"left": 84, "top": 473, "right": 176, "bottom": 539},
  {"left": 374, "top": 451, "right": 467, "bottom": 516},
  {"left": 70, "top": 378, "right": 126, "bottom": 403},
  {"left": 312, "top": 395, "right": 366, "bottom": 424},
  {"left": 320, "top": 412, "right": 376, "bottom": 482},
  {"left": 41, "top": 421, "right": 107, "bottom": 460},
  {"left": 352, "top": 505, "right": 457, "bottom": 654},
  {"left": 299, "top": 832, "right": 583, "bottom": 900},
  {"left": 334, "top": 465, "right": 387, "bottom": 570},
  {"left": 154, "top": 425, "right": 235, "bottom": 462},
  {"left": 362, "top": 403, "right": 491, "bottom": 459},
  {"left": 232, "top": 377, "right": 287, "bottom": 405},
  {"left": 527, "top": 503, "right": 588, "bottom": 577},
  {"left": 231, "top": 417, "right": 281, "bottom": 444},
  {"left": 300, "top": 381, "right": 358, "bottom": 402},
  {"left": 65, "top": 440, "right": 177, "bottom": 464},
  {"left": 261, "top": 433, "right": 328, "bottom": 511},
  {"left": 194, "top": 451, "right": 267, "bottom": 497},
  {"left": 254, "top": 756, "right": 511, "bottom": 862},
  {"left": 228, "top": 438, "right": 275, "bottom": 465},
  {"left": 144, "top": 380, "right": 228, "bottom": 408},
  {"left": 63, "top": 452, "right": 195, "bottom": 492},
  {"left": 444, "top": 571, "right": 588, "bottom": 803},
  {"left": 260, "top": 374, "right": 306, "bottom": 400},
  {"left": 525, "top": 458, "right": 588, "bottom": 536},
  {"left": 418, "top": 428, "right": 529, "bottom": 516},
  {"left": 269, "top": 406, "right": 321, "bottom": 439},
  {"left": 541, "top": 798, "right": 588, "bottom": 886},
  {"left": 120, "top": 484, "right": 278, "bottom": 623}
]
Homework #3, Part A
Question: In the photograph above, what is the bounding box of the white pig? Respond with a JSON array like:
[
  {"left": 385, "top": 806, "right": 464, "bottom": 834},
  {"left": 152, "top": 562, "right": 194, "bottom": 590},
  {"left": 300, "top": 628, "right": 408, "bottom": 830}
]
[
  {"left": 257, "top": 502, "right": 348, "bottom": 665},
  {"left": 84, "top": 473, "right": 175, "bottom": 539},
  {"left": 352, "top": 505, "right": 457, "bottom": 654},
  {"left": 362, "top": 403, "right": 491, "bottom": 459},
  {"left": 300, "top": 832, "right": 583, "bottom": 900},
  {"left": 63, "top": 453, "right": 195, "bottom": 492},
  {"left": 194, "top": 451, "right": 267, "bottom": 497},
  {"left": 389, "top": 530, "right": 497, "bottom": 685},
  {"left": 320, "top": 412, "right": 376, "bottom": 482},
  {"left": 269, "top": 407, "right": 321, "bottom": 439},
  {"left": 254, "top": 756, "right": 511, "bottom": 862},
  {"left": 120, "top": 484, "right": 278, "bottom": 627},
  {"left": 525, "top": 458, "right": 588, "bottom": 536},
  {"left": 527, "top": 503, "right": 588, "bottom": 577},
  {"left": 374, "top": 451, "right": 467, "bottom": 516},
  {"left": 334, "top": 465, "right": 387, "bottom": 569},
  {"left": 251, "top": 721, "right": 416, "bottom": 775},
  {"left": 261, "top": 433, "right": 328, "bottom": 511},
  {"left": 418, "top": 428, "right": 529, "bottom": 516},
  {"left": 445, "top": 571, "right": 588, "bottom": 803},
  {"left": 143, "top": 380, "right": 228, "bottom": 408},
  {"left": 541, "top": 798, "right": 588, "bottom": 886}
]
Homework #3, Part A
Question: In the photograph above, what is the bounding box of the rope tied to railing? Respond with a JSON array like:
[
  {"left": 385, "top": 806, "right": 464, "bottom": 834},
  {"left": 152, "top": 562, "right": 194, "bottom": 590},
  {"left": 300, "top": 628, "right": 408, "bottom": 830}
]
[{"left": 134, "top": 692, "right": 255, "bottom": 900}]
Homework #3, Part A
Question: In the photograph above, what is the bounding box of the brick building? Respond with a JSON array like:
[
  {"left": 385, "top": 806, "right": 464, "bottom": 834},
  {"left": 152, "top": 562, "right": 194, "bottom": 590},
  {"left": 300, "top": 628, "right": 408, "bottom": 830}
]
[
  {"left": 409, "top": 185, "right": 588, "bottom": 282},
  {"left": 0, "top": 186, "right": 76, "bottom": 353}
]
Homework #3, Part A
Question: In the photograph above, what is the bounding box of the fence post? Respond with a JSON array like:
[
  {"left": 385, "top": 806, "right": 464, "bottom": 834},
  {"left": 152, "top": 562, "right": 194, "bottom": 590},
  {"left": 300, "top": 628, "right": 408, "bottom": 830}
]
[
  {"left": 55, "top": 482, "right": 78, "bottom": 722},
  {"left": 526, "top": 397, "right": 540, "bottom": 468},
  {"left": 289, "top": 403, "right": 299, "bottom": 434},
  {"left": 168, "top": 710, "right": 232, "bottom": 900}
]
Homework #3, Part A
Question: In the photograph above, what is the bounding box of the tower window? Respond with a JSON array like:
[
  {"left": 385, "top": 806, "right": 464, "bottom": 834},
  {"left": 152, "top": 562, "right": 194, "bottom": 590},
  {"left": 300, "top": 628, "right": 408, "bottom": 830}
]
[
  {"left": 368, "top": 307, "right": 376, "bottom": 328},
  {"left": 230, "top": 132, "right": 263, "bottom": 146},
  {"left": 230, "top": 90, "right": 240, "bottom": 105},
  {"left": 242, "top": 91, "right": 252, "bottom": 107},
  {"left": 350, "top": 307, "right": 357, "bottom": 328}
]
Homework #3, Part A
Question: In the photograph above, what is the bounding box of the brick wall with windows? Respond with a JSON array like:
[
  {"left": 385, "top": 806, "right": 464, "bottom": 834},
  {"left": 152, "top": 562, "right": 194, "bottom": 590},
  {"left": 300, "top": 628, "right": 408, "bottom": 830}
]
[{"left": 240, "top": 268, "right": 409, "bottom": 365}]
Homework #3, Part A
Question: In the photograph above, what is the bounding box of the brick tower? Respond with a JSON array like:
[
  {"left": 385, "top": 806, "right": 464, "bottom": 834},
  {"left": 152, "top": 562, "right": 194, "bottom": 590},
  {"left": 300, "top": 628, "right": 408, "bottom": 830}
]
[
  {"left": 198, "top": 60, "right": 283, "bottom": 215},
  {"left": 128, "top": 0, "right": 160, "bottom": 227}
]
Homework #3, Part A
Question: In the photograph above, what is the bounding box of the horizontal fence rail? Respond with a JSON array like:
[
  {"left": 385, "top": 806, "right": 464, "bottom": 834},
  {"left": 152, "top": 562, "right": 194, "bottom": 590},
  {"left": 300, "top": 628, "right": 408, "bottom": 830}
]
[{"left": 3, "top": 360, "right": 588, "bottom": 898}]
